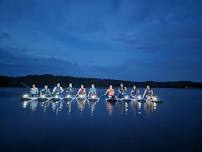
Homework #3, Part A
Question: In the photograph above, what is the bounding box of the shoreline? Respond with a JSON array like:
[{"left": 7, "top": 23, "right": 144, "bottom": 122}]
[{"left": 0, "top": 74, "right": 202, "bottom": 88}]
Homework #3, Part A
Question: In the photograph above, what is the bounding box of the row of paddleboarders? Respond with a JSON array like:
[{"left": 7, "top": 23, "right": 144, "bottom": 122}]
[
  {"left": 22, "top": 82, "right": 158, "bottom": 102},
  {"left": 104, "top": 83, "right": 157, "bottom": 102}
]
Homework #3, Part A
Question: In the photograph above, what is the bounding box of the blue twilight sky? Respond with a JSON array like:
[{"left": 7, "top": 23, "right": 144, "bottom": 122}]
[{"left": 0, "top": 0, "right": 202, "bottom": 81}]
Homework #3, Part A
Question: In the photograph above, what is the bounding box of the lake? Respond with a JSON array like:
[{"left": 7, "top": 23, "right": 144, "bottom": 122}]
[{"left": 0, "top": 88, "right": 202, "bottom": 152}]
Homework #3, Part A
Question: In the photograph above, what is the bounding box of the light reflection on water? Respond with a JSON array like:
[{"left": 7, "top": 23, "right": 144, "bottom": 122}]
[
  {"left": 20, "top": 98, "right": 160, "bottom": 116},
  {"left": 19, "top": 88, "right": 162, "bottom": 116},
  {"left": 2, "top": 88, "right": 202, "bottom": 152}
]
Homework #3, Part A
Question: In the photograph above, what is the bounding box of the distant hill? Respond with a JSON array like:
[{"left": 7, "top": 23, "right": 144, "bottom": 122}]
[{"left": 0, "top": 74, "right": 202, "bottom": 88}]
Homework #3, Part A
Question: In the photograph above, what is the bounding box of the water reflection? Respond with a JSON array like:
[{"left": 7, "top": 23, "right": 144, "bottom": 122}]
[
  {"left": 20, "top": 98, "right": 161, "bottom": 116},
  {"left": 30, "top": 100, "right": 38, "bottom": 111},
  {"left": 106, "top": 101, "right": 115, "bottom": 116},
  {"left": 21, "top": 100, "right": 30, "bottom": 109},
  {"left": 118, "top": 101, "right": 129, "bottom": 115},
  {"left": 51, "top": 101, "right": 63, "bottom": 114},
  {"left": 77, "top": 100, "right": 86, "bottom": 112},
  {"left": 130, "top": 100, "right": 141, "bottom": 114},
  {"left": 87, "top": 100, "right": 99, "bottom": 116},
  {"left": 144, "top": 101, "right": 158, "bottom": 113},
  {"left": 65, "top": 100, "right": 72, "bottom": 114},
  {"left": 39, "top": 100, "right": 50, "bottom": 112}
]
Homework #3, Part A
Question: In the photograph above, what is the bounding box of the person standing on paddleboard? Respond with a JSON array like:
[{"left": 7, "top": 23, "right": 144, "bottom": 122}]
[
  {"left": 30, "top": 84, "right": 39, "bottom": 97},
  {"left": 105, "top": 85, "right": 115, "bottom": 98}
]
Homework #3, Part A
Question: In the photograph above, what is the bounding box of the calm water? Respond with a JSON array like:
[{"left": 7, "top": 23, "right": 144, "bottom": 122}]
[{"left": 0, "top": 88, "right": 202, "bottom": 152}]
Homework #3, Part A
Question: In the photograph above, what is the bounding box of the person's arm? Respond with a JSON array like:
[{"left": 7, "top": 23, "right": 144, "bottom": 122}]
[
  {"left": 60, "top": 87, "right": 64, "bottom": 93},
  {"left": 143, "top": 89, "right": 146, "bottom": 98},
  {"left": 84, "top": 88, "right": 86, "bottom": 95},
  {"left": 137, "top": 89, "right": 140, "bottom": 95},
  {"left": 105, "top": 89, "right": 109, "bottom": 95},
  {"left": 48, "top": 89, "right": 51, "bottom": 96},
  {"left": 36, "top": 88, "right": 39, "bottom": 95},
  {"left": 40, "top": 89, "right": 43, "bottom": 96},
  {"left": 52, "top": 87, "right": 56, "bottom": 95},
  {"left": 76, "top": 89, "right": 80, "bottom": 96},
  {"left": 151, "top": 89, "right": 154, "bottom": 96},
  {"left": 124, "top": 87, "right": 127, "bottom": 94},
  {"left": 130, "top": 90, "right": 133, "bottom": 95},
  {"left": 88, "top": 89, "right": 90, "bottom": 97}
]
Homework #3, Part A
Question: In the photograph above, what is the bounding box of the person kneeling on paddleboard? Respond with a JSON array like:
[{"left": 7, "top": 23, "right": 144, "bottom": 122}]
[
  {"left": 105, "top": 85, "right": 115, "bottom": 98},
  {"left": 88, "top": 84, "right": 97, "bottom": 97},
  {"left": 143, "top": 85, "right": 154, "bottom": 99},
  {"left": 130, "top": 85, "right": 140, "bottom": 98},
  {"left": 40, "top": 85, "right": 51, "bottom": 97},
  {"left": 77, "top": 84, "right": 86, "bottom": 97},
  {"left": 30, "top": 84, "right": 39, "bottom": 97},
  {"left": 118, "top": 83, "right": 127, "bottom": 98},
  {"left": 66, "top": 83, "right": 74, "bottom": 95},
  {"left": 52, "top": 83, "right": 64, "bottom": 96}
]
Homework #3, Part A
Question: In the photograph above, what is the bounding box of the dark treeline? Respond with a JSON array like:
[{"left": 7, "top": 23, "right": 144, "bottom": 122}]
[{"left": 0, "top": 74, "right": 202, "bottom": 88}]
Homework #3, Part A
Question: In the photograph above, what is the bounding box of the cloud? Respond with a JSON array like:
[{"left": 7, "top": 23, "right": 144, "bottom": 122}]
[
  {"left": 0, "top": 45, "right": 202, "bottom": 81},
  {"left": 0, "top": 46, "right": 120, "bottom": 79},
  {"left": 0, "top": 0, "right": 202, "bottom": 81}
]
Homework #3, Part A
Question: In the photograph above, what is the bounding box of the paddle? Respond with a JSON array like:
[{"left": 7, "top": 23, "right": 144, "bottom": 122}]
[
  {"left": 20, "top": 81, "right": 40, "bottom": 100},
  {"left": 20, "top": 81, "right": 30, "bottom": 89}
]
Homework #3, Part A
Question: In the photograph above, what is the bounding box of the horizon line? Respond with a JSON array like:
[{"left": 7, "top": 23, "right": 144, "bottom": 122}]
[{"left": 0, "top": 74, "right": 202, "bottom": 83}]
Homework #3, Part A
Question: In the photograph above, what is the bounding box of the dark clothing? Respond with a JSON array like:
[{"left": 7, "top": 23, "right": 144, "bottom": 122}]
[
  {"left": 66, "top": 87, "right": 74, "bottom": 95},
  {"left": 118, "top": 87, "right": 126, "bottom": 98},
  {"left": 52, "top": 86, "right": 63, "bottom": 95},
  {"left": 143, "top": 88, "right": 153, "bottom": 97},
  {"left": 130, "top": 89, "right": 140, "bottom": 96},
  {"left": 40, "top": 88, "right": 51, "bottom": 96}
]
